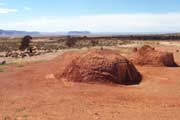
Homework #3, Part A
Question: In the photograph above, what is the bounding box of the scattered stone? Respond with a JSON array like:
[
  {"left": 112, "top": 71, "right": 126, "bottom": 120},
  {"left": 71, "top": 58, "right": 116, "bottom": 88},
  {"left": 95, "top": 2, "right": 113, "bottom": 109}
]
[
  {"left": 133, "top": 47, "right": 138, "bottom": 52},
  {"left": 45, "top": 74, "right": 55, "bottom": 79},
  {"left": 0, "top": 59, "right": 6, "bottom": 65},
  {"left": 1, "top": 60, "right": 6, "bottom": 65}
]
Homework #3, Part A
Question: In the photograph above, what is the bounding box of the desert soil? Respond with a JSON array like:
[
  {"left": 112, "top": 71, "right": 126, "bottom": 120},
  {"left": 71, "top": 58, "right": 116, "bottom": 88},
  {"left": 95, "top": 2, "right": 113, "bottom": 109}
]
[{"left": 0, "top": 43, "right": 180, "bottom": 120}]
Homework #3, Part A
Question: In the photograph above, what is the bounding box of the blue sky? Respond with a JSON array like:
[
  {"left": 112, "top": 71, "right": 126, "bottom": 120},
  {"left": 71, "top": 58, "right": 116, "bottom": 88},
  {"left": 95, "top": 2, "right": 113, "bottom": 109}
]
[{"left": 0, "top": 0, "right": 180, "bottom": 32}]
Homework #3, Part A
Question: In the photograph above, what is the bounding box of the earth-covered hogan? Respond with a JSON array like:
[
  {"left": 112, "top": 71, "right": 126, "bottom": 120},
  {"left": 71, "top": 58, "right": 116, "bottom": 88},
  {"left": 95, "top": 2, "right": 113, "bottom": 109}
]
[
  {"left": 130, "top": 45, "right": 178, "bottom": 67},
  {"left": 55, "top": 49, "right": 142, "bottom": 85}
]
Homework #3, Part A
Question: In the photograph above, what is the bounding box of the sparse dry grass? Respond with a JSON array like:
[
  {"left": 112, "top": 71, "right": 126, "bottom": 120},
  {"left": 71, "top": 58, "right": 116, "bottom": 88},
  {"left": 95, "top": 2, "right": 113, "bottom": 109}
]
[{"left": 0, "top": 68, "right": 5, "bottom": 72}]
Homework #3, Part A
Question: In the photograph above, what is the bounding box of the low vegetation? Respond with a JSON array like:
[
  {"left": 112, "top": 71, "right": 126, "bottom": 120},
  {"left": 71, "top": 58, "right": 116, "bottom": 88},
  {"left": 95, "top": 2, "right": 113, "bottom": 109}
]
[
  {"left": 1, "top": 34, "right": 179, "bottom": 52},
  {"left": 0, "top": 34, "right": 179, "bottom": 59}
]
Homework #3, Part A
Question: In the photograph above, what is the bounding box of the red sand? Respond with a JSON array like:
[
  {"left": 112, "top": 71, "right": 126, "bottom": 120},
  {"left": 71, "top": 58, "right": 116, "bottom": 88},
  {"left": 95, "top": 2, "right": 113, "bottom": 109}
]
[{"left": 0, "top": 47, "right": 180, "bottom": 120}]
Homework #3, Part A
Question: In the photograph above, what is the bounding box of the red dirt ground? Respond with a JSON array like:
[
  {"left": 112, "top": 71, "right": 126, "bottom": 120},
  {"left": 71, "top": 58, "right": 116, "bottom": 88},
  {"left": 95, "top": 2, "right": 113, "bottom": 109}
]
[{"left": 0, "top": 46, "right": 180, "bottom": 120}]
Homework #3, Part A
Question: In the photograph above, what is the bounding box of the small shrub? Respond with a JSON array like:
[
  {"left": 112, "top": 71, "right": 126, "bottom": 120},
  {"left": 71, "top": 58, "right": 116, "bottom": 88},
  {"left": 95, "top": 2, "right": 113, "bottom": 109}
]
[
  {"left": 91, "top": 40, "right": 99, "bottom": 46},
  {"left": 65, "top": 36, "right": 77, "bottom": 48},
  {"left": 0, "top": 68, "right": 5, "bottom": 72},
  {"left": 19, "top": 35, "right": 32, "bottom": 51}
]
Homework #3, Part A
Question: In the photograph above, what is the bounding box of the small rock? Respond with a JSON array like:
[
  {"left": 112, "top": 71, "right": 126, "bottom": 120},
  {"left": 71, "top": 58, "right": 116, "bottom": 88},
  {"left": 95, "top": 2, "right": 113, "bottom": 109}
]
[
  {"left": 100, "top": 47, "right": 104, "bottom": 50},
  {"left": 1, "top": 60, "right": 6, "bottom": 65},
  {"left": 45, "top": 74, "right": 55, "bottom": 79},
  {"left": 0, "top": 58, "right": 6, "bottom": 65},
  {"left": 94, "top": 112, "right": 99, "bottom": 115}
]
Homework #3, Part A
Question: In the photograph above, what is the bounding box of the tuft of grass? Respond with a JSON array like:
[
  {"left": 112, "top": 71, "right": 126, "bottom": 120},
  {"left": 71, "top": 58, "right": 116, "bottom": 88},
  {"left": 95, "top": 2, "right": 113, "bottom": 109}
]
[
  {"left": 15, "top": 107, "right": 26, "bottom": 113},
  {"left": 3, "top": 116, "right": 11, "bottom": 120},
  {"left": 16, "top": 64, "right": 24, "bottom": 68},
  {"left": 22, "top": 114, "right": 29, "bottom": 119},
  {"left": 0, "top": 68, "right": 5, "bottom": 72}
]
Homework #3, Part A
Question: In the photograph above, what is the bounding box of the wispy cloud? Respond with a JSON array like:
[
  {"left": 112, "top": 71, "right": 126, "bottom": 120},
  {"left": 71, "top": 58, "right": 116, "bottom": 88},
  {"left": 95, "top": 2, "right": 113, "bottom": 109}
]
[
  {"left": 2, "top": 13, "right": 180, "bottom": 32},
  {"left": 0, "top": 7, "right": 18, "bottom": 14},
  {"left": 24, "top": 6, "right": 31, "bottom": 11}
]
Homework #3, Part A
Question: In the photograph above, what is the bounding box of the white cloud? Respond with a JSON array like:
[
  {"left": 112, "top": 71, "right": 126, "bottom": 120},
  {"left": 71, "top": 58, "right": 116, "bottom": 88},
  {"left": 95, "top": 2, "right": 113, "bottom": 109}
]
[
  {"left": 0, "top": 7, "right": 18, "bottom": 14},
  {"left": 24, "top": 6, "right": 31, "bottom": 11},
  {"left": 2, "top": 13, "right": 180, "bottom": 32}
]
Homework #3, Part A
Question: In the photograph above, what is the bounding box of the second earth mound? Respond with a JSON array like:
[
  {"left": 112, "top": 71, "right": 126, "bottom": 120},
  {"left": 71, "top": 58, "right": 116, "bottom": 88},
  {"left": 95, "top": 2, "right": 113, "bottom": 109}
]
[{"left": 130, "top": 45, "right": 177, "bottom": 67}]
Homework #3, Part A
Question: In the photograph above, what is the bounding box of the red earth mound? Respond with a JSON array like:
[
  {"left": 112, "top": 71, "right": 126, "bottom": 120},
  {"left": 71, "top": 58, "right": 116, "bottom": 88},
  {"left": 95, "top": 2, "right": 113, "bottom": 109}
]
[
  {"left": 130, "top": 45, "right": 177, "bottom": 67},
  {"left": 55, "top": 49, "right": 142, "bottom": 85}
]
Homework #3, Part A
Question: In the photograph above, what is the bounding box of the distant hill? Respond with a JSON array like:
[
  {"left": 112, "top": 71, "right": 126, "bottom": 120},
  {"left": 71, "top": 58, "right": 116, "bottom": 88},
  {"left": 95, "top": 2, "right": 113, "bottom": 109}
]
[
  {"left": 68, "top": 31, "right": 91, "bottom": 35},
  {"left": 0, "top": 29, "right": 40, "bottom": 36}
]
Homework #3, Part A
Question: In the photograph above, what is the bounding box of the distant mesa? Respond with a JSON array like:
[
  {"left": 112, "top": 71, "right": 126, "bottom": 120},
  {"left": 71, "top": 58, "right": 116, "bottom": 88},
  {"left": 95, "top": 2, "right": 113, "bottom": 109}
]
[
  {"left": 0, "top": 29, "right": 40, "bottom": 36},
  {"left": 68, "top": 31, "right": 91, "bottom": 35}
]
